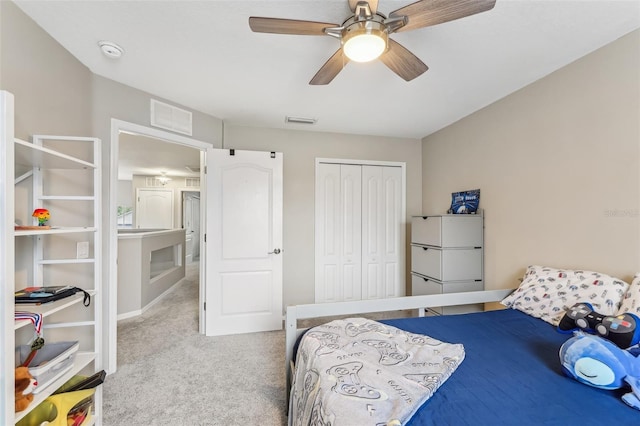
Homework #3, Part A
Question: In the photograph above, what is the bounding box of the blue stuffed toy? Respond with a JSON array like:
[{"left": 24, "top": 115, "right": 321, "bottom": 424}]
[{"left": 560, "top": 332, "right": 640, "bottom": 410}]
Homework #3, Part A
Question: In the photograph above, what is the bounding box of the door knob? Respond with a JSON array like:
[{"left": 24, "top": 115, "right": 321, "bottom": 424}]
[{"left": 268, "top": 248, "right": 281, "bottom": 254}]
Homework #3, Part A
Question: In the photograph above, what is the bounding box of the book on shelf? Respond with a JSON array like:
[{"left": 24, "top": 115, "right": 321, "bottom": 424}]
[{"left": 15, "top": 286, "right": 79, "bottom": 304}]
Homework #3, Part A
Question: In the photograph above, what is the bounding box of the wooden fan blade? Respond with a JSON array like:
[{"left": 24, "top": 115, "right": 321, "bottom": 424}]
[
  {"left": 348, "top": 0, "right": 379, "bottom": 14},
  {"left": 310, "top": 49, "right": 349, "bottom": 85},
  {"left": 379, "top": 39, "right": 428, "bottom": 82},
  {"left": 390, "top": 0, "right": 496, "bottom": 32},
  {"left": 249, "top": 17, "right": 338, "bottom": 35}
]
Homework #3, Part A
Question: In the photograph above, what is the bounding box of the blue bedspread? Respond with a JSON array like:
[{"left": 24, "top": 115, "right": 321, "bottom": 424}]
[{"left": 383, "top": 309, "right": 638, "bottom": 425}]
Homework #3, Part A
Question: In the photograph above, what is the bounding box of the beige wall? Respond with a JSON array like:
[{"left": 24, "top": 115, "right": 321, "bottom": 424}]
[
  {"left": 422, "top": 29, "right": 640, "bottom": 291},
  {"left": 224, "top": 126, "right": 422, "bottom": 306},
  {"left": 0, "top": 1, "right": 91, "bottom": 138},
  {"left": 90, "top": 74, "right": 223, "bottom": 148}
]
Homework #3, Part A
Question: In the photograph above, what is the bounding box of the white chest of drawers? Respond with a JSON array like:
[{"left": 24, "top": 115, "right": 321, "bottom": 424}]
[{"left": 410, "top": 214, "right": 484, "bottom": 315}]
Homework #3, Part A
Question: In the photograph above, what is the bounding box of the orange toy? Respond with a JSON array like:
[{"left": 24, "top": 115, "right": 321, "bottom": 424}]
[{"left": 15, "top": 366, "right": 37, "bottom": 412}]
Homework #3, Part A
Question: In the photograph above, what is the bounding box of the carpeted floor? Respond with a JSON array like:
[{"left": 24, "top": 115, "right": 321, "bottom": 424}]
[
  {"left": 103, "top": 262, "right": 288, "bottom": 426},
  {"left": 103, "top": 262, "right": 416, "bottom": 425}
]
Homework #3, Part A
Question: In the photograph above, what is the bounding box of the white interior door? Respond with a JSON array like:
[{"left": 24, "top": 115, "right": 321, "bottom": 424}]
[
  {"left": 136, "top": 188, "right": 173, "bottom": 229},
  {"left": 182, "top": 192, "right": 200, "bottom": 263},
  {"left": 205, "top": 149, "right": 283, "bottom": 336}
]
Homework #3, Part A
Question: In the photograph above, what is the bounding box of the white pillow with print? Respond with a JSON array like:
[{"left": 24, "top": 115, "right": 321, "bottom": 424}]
[
  {"left": 618, "top": 273, "right": 640, "bottom": 316},
  {"left": 502, "top": 265, "right": 629, "bottom": 326}
]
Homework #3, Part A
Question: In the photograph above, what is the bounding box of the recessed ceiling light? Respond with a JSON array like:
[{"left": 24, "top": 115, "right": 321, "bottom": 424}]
[{"left": 98, "top": 40, "right": 124, "bottom": 59}]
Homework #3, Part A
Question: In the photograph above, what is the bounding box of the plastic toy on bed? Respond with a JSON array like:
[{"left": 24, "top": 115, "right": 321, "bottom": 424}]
[
  {"left": 557, "top": 302, "right": 640, "bottom": 349},
  {"left": 560, "top": 332, "right": 640, "bottom": 410}
]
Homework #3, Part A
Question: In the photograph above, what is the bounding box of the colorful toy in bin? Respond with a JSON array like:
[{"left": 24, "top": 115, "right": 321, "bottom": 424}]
[
  {"left": 16, "top": 373, "right": 104, "bottom": 426},
  {"left": 14, "top": 366, "right": 37, "bottom": 412},
  {"left": 16, "top": 389, "right": 95, "bottom": 426},
  {"left": 32, "top": 208, "right": 50, "bottom": 226}
]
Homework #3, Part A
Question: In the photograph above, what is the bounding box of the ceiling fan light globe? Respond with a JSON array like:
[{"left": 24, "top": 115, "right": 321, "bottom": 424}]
[{"left": 344, "top": 33, "right": 386, "bottom": 62}]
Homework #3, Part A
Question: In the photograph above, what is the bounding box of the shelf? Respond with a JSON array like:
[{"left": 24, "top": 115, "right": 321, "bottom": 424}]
[
  {"left": 44, "top": 320, "right": 96, "bottom": 329},
  {"left": 38, "top": 259, "right": 95, "bottom": 265},
  {"left": 14, "top": 351, "right": 96, "bottom": 423},
  {"left": 15, "top": 169, "right": 33, "bottom": 185},
  {"left": 14, "top": 292, "right": 95, "bottom": 331},
  {"left": 15, "top": 227, "right": 97, "bottom": 237},
  {"left": 38, "top": 195, "right": 96, "bottom": 201},
  {"left": 14, "top": 138, "right": 95, "bottom": 170}
]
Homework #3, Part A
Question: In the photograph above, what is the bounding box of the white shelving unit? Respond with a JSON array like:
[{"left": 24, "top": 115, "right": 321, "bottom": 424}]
[{"left": 1, "top": 91, "right": 103, "bottom": 424}]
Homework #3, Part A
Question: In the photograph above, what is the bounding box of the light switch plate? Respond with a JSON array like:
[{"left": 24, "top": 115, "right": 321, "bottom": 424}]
[{"left": 77, "top": 241, "right": 89, "bottom": 259}]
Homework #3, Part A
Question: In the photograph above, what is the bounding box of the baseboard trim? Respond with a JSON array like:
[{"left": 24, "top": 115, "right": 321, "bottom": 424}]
[{"left": 117, "top": 279, "right": 185, "bottom": 321}]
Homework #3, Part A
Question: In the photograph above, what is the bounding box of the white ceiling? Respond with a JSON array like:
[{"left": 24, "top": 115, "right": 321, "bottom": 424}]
[{"left": 14, "top": 0, "right": 640, "bottom": 142}]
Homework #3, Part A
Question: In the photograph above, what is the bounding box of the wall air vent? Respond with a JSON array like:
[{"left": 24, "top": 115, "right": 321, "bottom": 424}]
[
  {"left": 150, "top": 99, "right": 193, "bottom": 136},
  {"left": 185, "top": 178, "right": 200, "bottom": 187},
  {"left": 145, "top": 177, "right": 162, "bottom": 187},
  {"left": 285, "top": 116, "right": 317, "bottom": 125}
]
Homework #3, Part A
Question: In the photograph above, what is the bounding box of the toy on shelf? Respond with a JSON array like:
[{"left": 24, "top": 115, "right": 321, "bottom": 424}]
[
  {"left": 14, "top": 366, "right": 37, "bottom": 412},
  {"left": 15, "top": 209, "right": 51, "bottom": 231},
  {"left": 32, "top": 208, "right": 50, "bottom": 226}
]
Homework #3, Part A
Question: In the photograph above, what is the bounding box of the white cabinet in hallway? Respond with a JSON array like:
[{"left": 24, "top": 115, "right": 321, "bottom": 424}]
[{"left": 315, "top": 160, "right": 405, "bottom": 303}]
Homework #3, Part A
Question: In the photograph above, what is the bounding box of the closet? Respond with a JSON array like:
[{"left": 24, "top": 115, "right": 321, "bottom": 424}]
[{"left": 315, "top": 160, "right": 405, "bottom": 303}]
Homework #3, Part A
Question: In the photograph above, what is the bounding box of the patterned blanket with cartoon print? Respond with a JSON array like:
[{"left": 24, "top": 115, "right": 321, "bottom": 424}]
[{"left": 288, "top": 318, "right": 465, "bottom": 426}]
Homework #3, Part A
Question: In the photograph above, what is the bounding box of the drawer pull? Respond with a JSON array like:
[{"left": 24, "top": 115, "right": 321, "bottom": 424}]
[{"left": 422, "top": 247, "right": 429, "bottom": 251}]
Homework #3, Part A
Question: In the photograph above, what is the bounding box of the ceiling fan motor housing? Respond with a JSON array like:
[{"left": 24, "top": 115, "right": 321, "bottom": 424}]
[{"left": 341, "top": 15, "right": 389, "bottom": 62}]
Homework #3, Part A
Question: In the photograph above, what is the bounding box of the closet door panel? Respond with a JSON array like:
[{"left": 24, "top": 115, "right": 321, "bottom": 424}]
[
  {"left": 361, "top": 166, "right": 383, "bottom": 299},
  {"left": 383, "top": 166, "right": 403, "bottom": 297},
  {"left": 362, "top": 165, "right": 403, "bottom": 299},
  {"left": 315, "top": 163, "right": 362, "bottom": 302},
  {"left": 315, "top": 163, "right": 341, "bottom": 302},
  {"left": 385, "top": 262, "right": 399, "bottom": 298},
  {"left": 340, "top": 165, "right": 362, "bottom": 301}
]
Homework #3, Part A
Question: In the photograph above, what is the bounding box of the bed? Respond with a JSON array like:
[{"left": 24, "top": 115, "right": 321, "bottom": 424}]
[{"left": 285, "top": 266, "right": 640, "bottom": 425}]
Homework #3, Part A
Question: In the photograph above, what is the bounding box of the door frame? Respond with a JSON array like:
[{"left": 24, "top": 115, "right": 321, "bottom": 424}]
[
  {"left": 108, "top": 119, "right": 210, "bottom": 374},
  {"left": 314, "top": 157, "right": 407, "bottom": 302}
]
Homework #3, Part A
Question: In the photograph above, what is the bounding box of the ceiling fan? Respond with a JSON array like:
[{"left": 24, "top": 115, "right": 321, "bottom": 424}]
[{"left": 249, "top": 0, "right": 496, "bottom": 85}]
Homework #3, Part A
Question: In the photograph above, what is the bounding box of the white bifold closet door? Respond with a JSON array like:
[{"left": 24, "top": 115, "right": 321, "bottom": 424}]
[
  {"left": 361, "top": 165, "right": 403, "bottom": 299},
  {"left": 315, "top": 164, "right": 362, "bottom": 302},
  {"left": 315, "top": 163, "right": 403, "bottom": 303}
]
